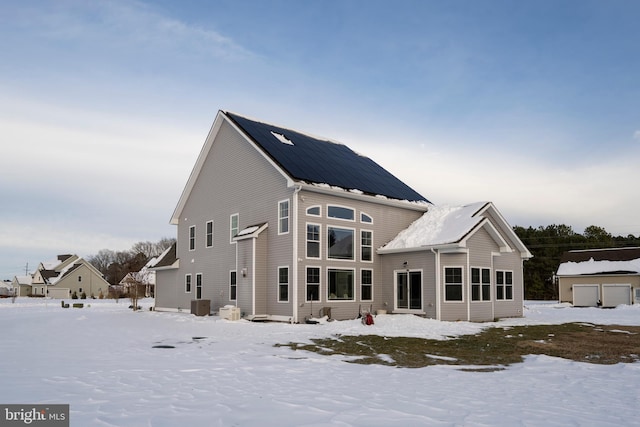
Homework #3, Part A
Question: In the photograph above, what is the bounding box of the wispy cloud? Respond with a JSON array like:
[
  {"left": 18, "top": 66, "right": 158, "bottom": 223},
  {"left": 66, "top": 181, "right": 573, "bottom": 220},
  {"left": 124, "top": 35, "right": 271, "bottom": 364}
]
[
  {"left": 634, "top": 130, "right": 640, "bottom": 141},
  {"left": 19, "top": 0, "right": 255, "bottom": 62}
]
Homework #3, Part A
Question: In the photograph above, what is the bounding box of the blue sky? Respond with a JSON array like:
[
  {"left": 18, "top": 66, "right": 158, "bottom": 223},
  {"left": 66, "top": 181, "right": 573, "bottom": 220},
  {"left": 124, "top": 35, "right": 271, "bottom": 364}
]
[{"left": 2, "top": 0, "right": 639, "bottom": 279}]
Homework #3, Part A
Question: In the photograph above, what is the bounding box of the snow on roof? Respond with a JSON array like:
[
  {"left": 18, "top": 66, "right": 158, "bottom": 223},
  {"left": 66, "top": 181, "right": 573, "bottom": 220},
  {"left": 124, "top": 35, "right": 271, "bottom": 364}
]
[
  {"left": 557, "top": 257, "right": 640, "bottom": 276},
  {"left": 48, "top": 262, "right": 80, "bottom": 285},
  {"left": 14, "top": 275, "right": 32, "bottom": 285},
  {"left": 381, "top": 202, "right": 487, "bottom": 251},
  {"left": 145, "top": 246, "right": 173, "bottom": 269}
]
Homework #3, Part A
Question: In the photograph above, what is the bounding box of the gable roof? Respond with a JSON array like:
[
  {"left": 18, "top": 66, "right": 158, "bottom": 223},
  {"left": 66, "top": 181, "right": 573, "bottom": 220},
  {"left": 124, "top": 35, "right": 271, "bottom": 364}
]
[
  {"left": 149, "top": 242, "right": 178, "bottom": 270},
  {"left": 225, "top": 112, "right": 429, "bottom": 204},
  {"left": 172, "top": 111, "right": 430, "bottom": 224},
  {"left": 379, "top": 202, "right": 532, "bottom": 258},
  {"left": 557, "top": 247, "right": 640, "bottom": 276}
]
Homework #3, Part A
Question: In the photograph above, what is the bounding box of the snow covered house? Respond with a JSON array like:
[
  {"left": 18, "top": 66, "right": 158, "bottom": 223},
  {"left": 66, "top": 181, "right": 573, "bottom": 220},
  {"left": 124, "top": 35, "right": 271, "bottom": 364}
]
[
  {"left": 117, "top": 248, "right": 171, "bottom": 297},
  {"left": 557, "top": 247, "right": 640, "bottom": 307},
  {"left": 12, "top": 275, "right": 32, "bottom": 296},
  {"left": 0, "top": 280, "right": 13, "bottom": 297},
  {"left": 31, "top": 254, "right": 110, "bottom": 299},
  {"left": 153, "top": 111, "right": 531, "bottom": 322}
]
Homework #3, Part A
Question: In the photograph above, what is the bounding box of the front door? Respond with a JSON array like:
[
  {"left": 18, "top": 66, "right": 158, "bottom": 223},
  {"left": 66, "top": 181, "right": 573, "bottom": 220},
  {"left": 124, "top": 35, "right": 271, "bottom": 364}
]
[{"left": 396, "top": 270, "right": 422, "bottom": 310}]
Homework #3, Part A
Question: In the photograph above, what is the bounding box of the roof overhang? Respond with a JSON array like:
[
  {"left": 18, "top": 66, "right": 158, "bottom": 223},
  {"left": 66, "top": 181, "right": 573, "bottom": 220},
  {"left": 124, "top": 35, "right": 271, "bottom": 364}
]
[
  {"left": 234, "top": 223, "right": 269, "bottom": 241},
  {"left": 299, "top": 182, "right": 430, "bottom": 212}
]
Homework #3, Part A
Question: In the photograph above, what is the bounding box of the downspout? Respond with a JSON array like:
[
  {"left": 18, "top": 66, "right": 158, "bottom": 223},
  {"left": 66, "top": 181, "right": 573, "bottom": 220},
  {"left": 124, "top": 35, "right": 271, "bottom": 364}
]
[
  {"left": 292, "top": 185, "right": 302, "bottom": 323},
  {"left": 466, "top": 250, "right": 471, "bottom": 322},
  {"left": 431, "top": 248, "right": 441, "bottom": 320}
]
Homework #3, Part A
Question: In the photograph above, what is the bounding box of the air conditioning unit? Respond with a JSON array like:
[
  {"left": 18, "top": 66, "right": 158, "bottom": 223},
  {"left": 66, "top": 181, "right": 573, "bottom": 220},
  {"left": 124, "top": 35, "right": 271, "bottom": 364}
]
[{"left": 219, "top": 305, "right": 241, "bottom": 321}]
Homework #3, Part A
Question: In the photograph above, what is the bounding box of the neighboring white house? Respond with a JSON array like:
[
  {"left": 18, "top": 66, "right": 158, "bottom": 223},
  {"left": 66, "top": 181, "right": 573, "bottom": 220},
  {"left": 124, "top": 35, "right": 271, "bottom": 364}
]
[
  {"left": 118, "top": 248, "right": 170, "bottom": 297},
  {"left": 153, "top": 111, "right": 532, "bottom": 322},
  {"left": 11, "top": 275, "right": 33, "bottom": 297},
  {"left": 557, "top": 247, "right": 640, "bottom": 307},
  {"left": 30, "top": 254, "right": 110, "bottom": 299},
  {"left": 0, "top": 280, "right": 13, "bottom": 297}
]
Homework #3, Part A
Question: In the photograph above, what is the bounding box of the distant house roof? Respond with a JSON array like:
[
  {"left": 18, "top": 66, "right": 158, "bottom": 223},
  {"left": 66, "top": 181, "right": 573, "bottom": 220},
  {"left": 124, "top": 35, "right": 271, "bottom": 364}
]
[
  {"left": 557, "top": 247, "right": 640, "bottom": 276},
  {"left": 225, "top": 112, "right": 430, "bottom": 203},
  {"left": 150, "top": 242, "right": 178, "bottom": 269}
]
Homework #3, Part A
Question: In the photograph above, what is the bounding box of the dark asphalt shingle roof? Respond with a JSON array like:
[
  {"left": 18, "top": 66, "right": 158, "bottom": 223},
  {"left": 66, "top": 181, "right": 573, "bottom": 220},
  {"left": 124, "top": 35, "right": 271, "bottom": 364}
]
[{"left": 225, "top": 112, "right": 430, "bottom": 203}]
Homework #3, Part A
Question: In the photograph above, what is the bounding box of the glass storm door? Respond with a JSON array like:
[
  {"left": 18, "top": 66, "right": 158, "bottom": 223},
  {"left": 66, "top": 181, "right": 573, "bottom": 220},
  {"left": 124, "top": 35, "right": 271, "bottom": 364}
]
[{"left": 396, "top": 271, "right": 422, "bottom": 310}]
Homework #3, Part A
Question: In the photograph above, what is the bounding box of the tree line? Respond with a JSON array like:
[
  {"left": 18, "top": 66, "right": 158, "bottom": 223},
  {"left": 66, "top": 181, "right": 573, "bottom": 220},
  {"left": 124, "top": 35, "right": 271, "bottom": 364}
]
[
  {"left": 87, "top": 238, "right": 175, "bottom": 286},
  {"left": 514, "top": 225, "right": 640, "bottom": 300}
]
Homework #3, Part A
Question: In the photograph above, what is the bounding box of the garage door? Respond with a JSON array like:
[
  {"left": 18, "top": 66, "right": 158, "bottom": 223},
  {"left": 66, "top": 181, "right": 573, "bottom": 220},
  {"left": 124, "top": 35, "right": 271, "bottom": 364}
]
[
  {"left": 48, "top": 288, "right": 71, "bottom": 299},
  {"left": 602, "top": 284, "right": 631, "bottom": 308},
  {"left": 573, "top": 284, "right": 599, "bottom": 307}
]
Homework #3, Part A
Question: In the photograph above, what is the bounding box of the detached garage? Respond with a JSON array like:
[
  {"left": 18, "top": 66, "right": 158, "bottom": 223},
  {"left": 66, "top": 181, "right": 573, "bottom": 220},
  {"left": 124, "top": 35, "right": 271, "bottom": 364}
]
[{"left": 557, "top": 247, "right": 640, "bottom": 307}]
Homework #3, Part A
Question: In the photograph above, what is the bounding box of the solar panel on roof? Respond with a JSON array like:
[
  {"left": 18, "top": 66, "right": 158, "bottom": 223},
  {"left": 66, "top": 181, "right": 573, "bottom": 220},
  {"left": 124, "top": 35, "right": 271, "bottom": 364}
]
[{"left": 225, "top": 112, "right": 430, "bottom": 203}]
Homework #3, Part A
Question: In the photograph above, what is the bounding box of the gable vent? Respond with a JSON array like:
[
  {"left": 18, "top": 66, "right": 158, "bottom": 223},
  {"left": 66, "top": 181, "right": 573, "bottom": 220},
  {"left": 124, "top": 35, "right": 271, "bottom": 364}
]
[{"left": 270, "top": 131, "right": 294, "bottom": 145}]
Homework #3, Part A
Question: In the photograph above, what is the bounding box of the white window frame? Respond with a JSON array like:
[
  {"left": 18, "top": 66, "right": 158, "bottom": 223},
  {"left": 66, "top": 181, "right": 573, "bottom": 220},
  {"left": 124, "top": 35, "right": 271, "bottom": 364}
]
[
  {"left": 360, "top": 268, "right": 373, "bottom": 301},
  {"left": 361, "top": 229, "right": 373, "bottom": 262},
  {"left": 230, "top": 213, "right": 239, "bottom": 243},
  {"left": 229, "top": 270, "right": 237, "bottom": 301},
  {"left": 496, "top": 270, "right": 514, "bottom": 301},
  {"left": 189, "top": 225, "right": 196, "bottom": 251},
  {"left": 327, "top": 268, "right": 355, "bottom": 301},
  {"left": 327, "top": 226, "right": 355, "bottom": 261},
  {"left": 306, "top": 223, "right": 321, "bottom": 259},
  {"left": 305, "top": 266, "right": 321, "bottom": 303},
  {"left": 471, "top": 267, "right": 491, "bottom": 302},
  {"left": 360, "top": 212, "right": 373, "bottom": 224},
  {"left": 278, "top": 199, "right": 290, "bottom": 235},
  {"left": 306, "top": 205, "right": 321, "bottom": 217},
  {"left": 278, "top": 266, "right": 289, "bottom": 303},
  {"left": 205, "top": 220, "right": 214, "bottom": 248},
  {"left": 444, "top": 266, "right": 464, "bottom": 302},
  {"left": 327, "top": 204, "right": 355, "bottom": 222},
  {"left": 195, "top": 273, "right": 203, "bottom": 300},
  {"left": 185, "top": 274, "right": 192, "bottom": 293}
]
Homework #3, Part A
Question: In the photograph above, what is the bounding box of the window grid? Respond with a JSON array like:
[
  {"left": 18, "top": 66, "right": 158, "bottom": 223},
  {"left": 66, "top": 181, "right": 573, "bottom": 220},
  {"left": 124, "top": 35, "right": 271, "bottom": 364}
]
[
  {"left": 444, "top": 267, "right": 463, "bottom": 301},
  {"left": 306, "top": 267, "right": 320, "bottom": 302},
  {"left": 206, "top": 220, "right": 213, "bottom": 248},
  {"left": 189, "top": 225, "right": 196, "bottom": 251},
  {"left": 278, "top": 267, "right": 289, "bottom": 302},
  {"left": 278, "top": 200, "right": 290, "bottom": 234},
  {"left": 361, "top": 269, "right": 373, "bottom": 301}
]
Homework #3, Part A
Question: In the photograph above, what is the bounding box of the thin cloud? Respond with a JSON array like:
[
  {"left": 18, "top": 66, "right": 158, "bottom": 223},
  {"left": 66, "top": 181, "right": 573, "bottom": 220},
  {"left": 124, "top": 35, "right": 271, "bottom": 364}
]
[{"left": 23, "top": 0, "right": 255, "bottom": 62}]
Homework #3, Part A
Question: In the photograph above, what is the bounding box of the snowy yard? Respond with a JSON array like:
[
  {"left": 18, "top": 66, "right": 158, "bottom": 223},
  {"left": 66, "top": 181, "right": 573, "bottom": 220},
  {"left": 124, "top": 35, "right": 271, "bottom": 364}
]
[{"left": 1, "top": 299, "right": 639, "bottom": 426}]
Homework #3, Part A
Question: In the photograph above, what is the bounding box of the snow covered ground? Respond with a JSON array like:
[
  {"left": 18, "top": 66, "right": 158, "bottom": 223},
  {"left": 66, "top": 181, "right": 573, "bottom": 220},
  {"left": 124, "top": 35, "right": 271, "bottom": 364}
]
[{"left": 1, "top": 298, "right": 639, "bottom": 426}]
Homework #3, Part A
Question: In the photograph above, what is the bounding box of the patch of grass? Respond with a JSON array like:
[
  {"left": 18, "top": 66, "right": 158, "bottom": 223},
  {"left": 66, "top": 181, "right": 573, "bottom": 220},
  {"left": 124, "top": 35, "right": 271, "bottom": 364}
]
[{"left": 275, "top": 323, "right": 640, "bottom": 369}]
